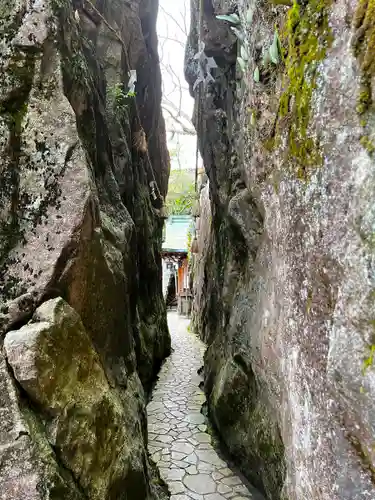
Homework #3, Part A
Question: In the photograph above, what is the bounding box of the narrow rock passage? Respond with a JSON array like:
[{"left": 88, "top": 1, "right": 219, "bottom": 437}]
[{"left": 147, "top": 312, "right": 263, "bottom": 500}]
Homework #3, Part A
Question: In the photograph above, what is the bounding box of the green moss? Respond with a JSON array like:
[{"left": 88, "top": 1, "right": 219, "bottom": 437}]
[
  {"left": 347, "top": 431, "right": 375, "bottom": 484},
  {"left": 362, "top": 344, "right": 375, "bottom": 375},
  {"left": 306, "top": 288, "right": 313, "bottom": 314},
  {"left": 0, "top": 48, "right": 35, "bottom": 118},
  {"left": 263, "top": 136, "right": 276, "bottom": 152},
  {"left": 352, "top": 0, "right": 375, "bottom": 156},
  {"left": 356, "top": 82, "right": 372, "bottom": 114},
  {"left": 2, "top": 100, "right": 28, "bottom": 135},
  {"left": 0, "top": 77, "right": 29, "bottom": 269},
  {"left": 276, "top": 0, "right": 333, "bottom": 179},
  {"left": 210, "top": 359, "right": 286, "bottom": 498},
  {"left": 353, "top": 0, "right": 375, "bottom": 74},
  {"left": 248, "top": 107, "right": 257, "bottom": 128},
  {"left": 22, "top": 406, "right": 84, "bottom": 500},
  {"left": 360, "top": 134, "right": 375, "bottom": 155},
  {"left": 362, "top": 319, "right": 375, "bottom": 378},
  {"left": 271, "top": 171, "right": 280, "bottom": 194}
]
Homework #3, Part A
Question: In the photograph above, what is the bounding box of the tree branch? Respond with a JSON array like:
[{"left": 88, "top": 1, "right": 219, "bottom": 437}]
[{"left": 162, "top": 106, "right": 195, "bottom": 135}]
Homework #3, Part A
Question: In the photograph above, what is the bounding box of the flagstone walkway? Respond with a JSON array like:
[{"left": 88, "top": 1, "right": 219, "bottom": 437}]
[{"left": 147, "top": 312, "right": 264, "bottom": 500}]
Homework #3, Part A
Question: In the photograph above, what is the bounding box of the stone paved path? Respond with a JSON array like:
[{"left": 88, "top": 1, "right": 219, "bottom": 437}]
[{"left": 147, "top": 312, "right": 264, "bottom": 500}]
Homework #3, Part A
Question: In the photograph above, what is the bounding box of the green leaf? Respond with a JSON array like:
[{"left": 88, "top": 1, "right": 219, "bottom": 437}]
[
  {"left": 216, "top": 13, "right": 241, "bottom": 24},
  {"left": 269, "top": 31, "right": 280, "bottom": 64},
  {"left": 246, "top": 7, "right": 254, "bottom": 25},
  {"left": 262, "top": 50, "right": 271, "bottom": 66},
  {"left": 250, "top": 110, "right": 256, "bottom": 126},
  {"left": 231, "top": 26, "right": 245, "bottom": 42},
  {"left": 237, "top": 57, "right": 246, "bottom": 73},
  {"left": 165, "top": 169, "right": 196, "bottom": 215},
  {"left": 240, "top": 44, "right": 249, "bottom": 62},
  {"left": 253, "top": 66, "right": 260, "bottom": 82}
]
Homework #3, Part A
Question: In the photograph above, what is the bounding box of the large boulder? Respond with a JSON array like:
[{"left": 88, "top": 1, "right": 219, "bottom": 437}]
[
  {"left": 0, "top": 353, "right": 84, "bottom": 500},
  {"left": 0, "top": 0, "right": 170, "bottom": 498},
  {"left": 188, "top": 0, "right": 375, "bottom": 499},
  {"left": 4, "top": 297, "right": 155, "bottom": 500}
]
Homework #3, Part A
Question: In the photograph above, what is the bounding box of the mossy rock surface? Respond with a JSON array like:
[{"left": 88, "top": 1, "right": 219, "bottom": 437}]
[
  {"left": 0, "top": 0, "right": 170, "bottom": 499},
  {"left": 4, "top": 298, "right": 153, "bottom": 500},
  {"left": 187, "top": 0, "right": 375, "bottom": 499}
]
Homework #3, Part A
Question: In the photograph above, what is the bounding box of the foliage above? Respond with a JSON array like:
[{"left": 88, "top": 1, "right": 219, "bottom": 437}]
[{"left": 166, "top": 169, "right": 196, "bottom": 215}]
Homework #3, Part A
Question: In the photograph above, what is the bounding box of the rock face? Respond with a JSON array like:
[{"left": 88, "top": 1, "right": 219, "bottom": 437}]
[
  {"left": 4, "top": 297, "right": 155, "bottom": 500},
  {"left": 187, "top": 0, "right": 375, "bottom": 499},
  {"left": 0, "top": 0, "right": 170, "bottom": 498}
]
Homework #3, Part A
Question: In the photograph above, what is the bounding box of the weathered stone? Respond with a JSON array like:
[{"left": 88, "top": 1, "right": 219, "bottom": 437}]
[
  {"left": 212, "top": 471, "right": 224, "bottom": 481},
  {"left": 205, "top": 495, "right": 227, "bottom": 500},
  {"left": 193, "top": 432, "right": 211, "bottom": 443},
  {"left": 0, "top": 0, "right": 170, "bottom": 498},
  {"left": 0, "top": 354, "right": 83, "bottom": 500},
  {"left": 169, "top": 481, "right": 185, "bottom": 494},
  {"left": 217, "top": 483, "right": 233, "bottom": 495},
  {"left": 159, "top": 468, "right": 185, "bottom": 481},
  {"left": 222, "top": 477, "right": 242, "bottom": 488},
  {"left": 187, "top": 0, "right": 375, "bottom": 499},
  {"left": 4, "top": 298, "right": 152, "bottom": 499},
  {"left": 197, "top": 461, "right": 216, "bottom": 473},
  {"left": 172, "top": 441, "right": 195, "bottom": 455},
  {"left": 186, "top": 413, "right": 205, "bottom": 425},
  {"left": 186, "top": 465, "right": 198, "bottom": 475},
  {"left": 196, "top": 449, "right": 226, "bottom": 468},
  {"left": 183, "top": 473, "right": 216, "bottom": 494},
  {"left": 185, "top": 452, "right": 199, "bottom": 465},
  {"left": 172, "top": 451, "right": 187, "bottom": 461},
  {"left": 157, "top": 434, "right": 175, "bottom": 444},
  {"left": 4, "top": 298, "right": 108, "bottom": 414}
]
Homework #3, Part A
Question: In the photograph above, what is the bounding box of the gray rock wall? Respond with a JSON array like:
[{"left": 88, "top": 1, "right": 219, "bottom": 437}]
[
  {"left": 187, "top": 0, "right": 375, "bottom": 499},
  {"left": 0, "top": 0, "right": 170, "bottom": 498}
]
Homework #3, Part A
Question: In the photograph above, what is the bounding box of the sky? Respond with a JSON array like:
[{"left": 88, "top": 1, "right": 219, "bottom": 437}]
[{"left": 157, "top": 0, "right": 197, "bottom": 171}]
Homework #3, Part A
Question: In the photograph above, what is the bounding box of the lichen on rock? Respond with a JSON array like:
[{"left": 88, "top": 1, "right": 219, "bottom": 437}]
[
  {"left": 187, "top": 0, "right": 375, "bottom": 499},
  {"left": 4, "top": 297, "right": 155, "bottom": 500},
  {"left": 0, "top": 0, "right": 170, "bottom": 498},
  {"left": 276, "top": 0, "right": 333, "bottom": 178},
  {"left": 352, "top": 0, "right": 375, "bottom": 155}
]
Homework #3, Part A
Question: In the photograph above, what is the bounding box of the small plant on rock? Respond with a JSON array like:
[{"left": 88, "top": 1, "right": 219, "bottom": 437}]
[
  {"left": 263, "top": 29, "right": 282, "bottom": 66},
  {"left": 107, "top": 85, "right": 136, "bottom": 117},
  {"left": 107, "top": 70, "right": 137, "bottom": 116},
  {"left": 107, "top": 83, "right": 128, "bottom": 114},
  {"left": 216, "top": 8, "right": 253, "bottom": 72},
  {"left": 216, "top": 7, "right": 282, "bottom": 83}
]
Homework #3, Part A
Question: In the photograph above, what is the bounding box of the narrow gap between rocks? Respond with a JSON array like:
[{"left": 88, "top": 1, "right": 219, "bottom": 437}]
[
  {"left": 2, "top": 0, "right": 372, "bottom": 498},
  {"left": 146, "top": 312, "right": 264, "bottom": 500},
  {"left": 150, "top": 3, "right": 266, "bottom": 499}
]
